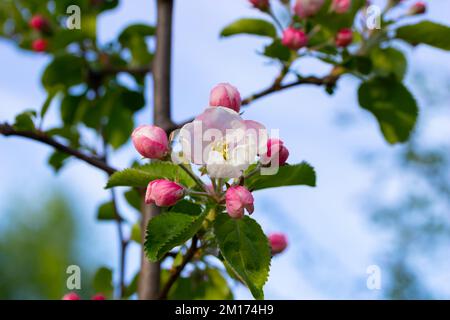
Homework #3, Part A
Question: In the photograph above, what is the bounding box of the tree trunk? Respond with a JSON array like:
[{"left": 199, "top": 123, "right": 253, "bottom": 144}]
[{"left": 137, "top": 0, "right": 174, "bottom": 300}]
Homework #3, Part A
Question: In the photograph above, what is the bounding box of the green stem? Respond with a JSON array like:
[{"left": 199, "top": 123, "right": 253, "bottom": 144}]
[
  {"left": 179, "top": 163, "right": 209, "bottom": 192},
  {"left": 268, "top": 10, "right": 284, "bottom": 32},
  {"left": 187, "top": 190, "right": 212, "bottom": 198}
]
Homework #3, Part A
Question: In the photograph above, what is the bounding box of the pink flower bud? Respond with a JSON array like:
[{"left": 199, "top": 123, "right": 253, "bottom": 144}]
[
  {"left": 409, "top": 1, "right": 426, "bottom": 15},
  {"left": 335, "top": 28, "right": 353, "bottom": 47},
  {"left": 331, "top": 0, "right": 351, "bottom": 14},
  {"left": 209, "top": 83, "right": 241, "bottom": 113},
  {"left": 268, "top": 233, "right": 288, "bottom": 254},
  {"left": 29, "top": 15, "right": 49, "bottom": 31},
  {"left": 281, "top": 27, "right": 308, "bottom": 50},
  {"left": 225, "top": 186, "right": 254, "bottom": 219},
  {"left": 62, "top": 292, "right": 81, "bottom": 300},
  {"left": 249, "top": 0, "right": 270, "bottom": 11},
  {"left": 145, "top": 179, "right": 185, "bottom": 207},
  {"left": 261, "top": 138, "right": 290, "bottom": 166},
  {"left": 293, "top": 0, "right": 325, "bottom": 18},
  {"left": 32, "top": 38, "right": 48, "bottom": 52},
  {"left": 91, "top": 294, "right": 106, "bottom": 300},
  {"left": 132, "top": 125, "right": 169, "bottom": 159}
]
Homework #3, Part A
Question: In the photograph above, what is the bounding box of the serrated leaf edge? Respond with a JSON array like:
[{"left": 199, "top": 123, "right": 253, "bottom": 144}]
[
  {"left": 144, "top": 211, "right": 206, "bottom": 262},
  {"left": 214, "top": 215, "right": 271, "bottom": 300}
]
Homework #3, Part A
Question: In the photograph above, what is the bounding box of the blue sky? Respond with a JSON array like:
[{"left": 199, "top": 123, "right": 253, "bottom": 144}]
[{"left": 1, "top": 0, "right": 450, "bottom": 299}]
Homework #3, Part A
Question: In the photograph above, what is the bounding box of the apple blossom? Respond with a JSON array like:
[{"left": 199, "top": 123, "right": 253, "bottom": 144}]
[
  {"left": 268, "top": 233, "right": 288, "bottom": 254},
  {"left": 62, "top": 292, "right": 81, "bottom": 300},
  {"left": 335, "top": 28, "right": 353, "bottom": 47},
  {"left": 409, "top": 1, "right": 426, "bottom": 15},
  {"left": 209, "top": 83, "right": 241, "bottom": 113},
  {"left": 29, "top": 15, "right": 49, "bottom": 31},
  {"left": 225, "top": 186, "right": 255, "bottom": 219},
  {"left": 132, "top": 125, "right": 169, "bottom": 159},
  {"left": 331, "top": 0, "right": 351, "bottom": 14},
  {"left": 260, "top": 138, "right": 289, "bottom": 166},
  {"left": 178, "top": 106, "right": 267, "bottom": 178},
  {"left": 32, "top": 38, "right": 48, "bottom": 52},
  {"left": 293, "top": 0, "right": 325, "bottom": 18},
  {"left": 282, "top": 27, "right": 308, "bottom": 50},
  {"left": 145, "top": 179, "right": 185, "bottom": 207},
  {"left": 249, "top": 0, "right": 270, "bottom": 11}
]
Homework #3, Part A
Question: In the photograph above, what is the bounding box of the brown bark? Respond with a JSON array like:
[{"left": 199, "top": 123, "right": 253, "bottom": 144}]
[{"left": 137, "top": 0, "right": 175, "bottom": 300}]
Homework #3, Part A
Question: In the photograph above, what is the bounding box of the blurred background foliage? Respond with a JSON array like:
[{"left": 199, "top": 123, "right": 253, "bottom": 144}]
[
  {"left": 0, "top": 0, "right": 449, "bottom": 299},
  {"left": 365, "top": 71, "right": 450, "bottom": 299},
  {"left": 0, "top": 193, "right": 95, "bottom": 299}
]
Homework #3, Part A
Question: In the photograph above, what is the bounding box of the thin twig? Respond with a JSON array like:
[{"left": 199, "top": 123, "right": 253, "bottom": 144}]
[
  {"left": 241, "top": 74, "right": 339, "bottom": 105},
  {"left": 0, "top": 123, "right": 117, "bottom": 175},
  {"left": 104, "top": 132, "right": 128, "bottom": 299},
  {"left": 110, "top": 188, "right": 129, "bottom": 299},
  {"left": 173, "top": 72, "right": 339, "bottom": 131},
  {"left": 158, "top": 235, "right": 199, "bottom": 300},
  {"left": 179, "top": 163, "right": 209, "bottom": 192},
  {"left": 268, "top": 10, "right": 284, "bottom": 32}
]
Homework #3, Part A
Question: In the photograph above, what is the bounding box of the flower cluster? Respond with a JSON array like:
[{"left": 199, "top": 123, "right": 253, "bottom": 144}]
[
  {"left": 29, "top": 15, "right": 51, "bottom": 52},
  {"left": 131, "top": 84, "right": 290, "bottom": 226},
  {"left": 248, "top": 0, "right": 427, "bottom": 51},
  {"left": 286, "top": 0, "right": 355, "bottom": 49}
]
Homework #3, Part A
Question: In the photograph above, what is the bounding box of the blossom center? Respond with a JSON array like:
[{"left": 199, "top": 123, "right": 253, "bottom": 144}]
[{"left": 211, "top": 140, "right": 230, "bottom": 161}]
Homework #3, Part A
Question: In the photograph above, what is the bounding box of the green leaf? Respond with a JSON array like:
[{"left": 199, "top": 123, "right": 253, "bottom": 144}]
[
  {"left": 168, "top": 268, "right": 233, "bottom": 300},
  {"left": 52, "top": 29, "right": 87, "bottom": 50},
  {"left": 214, "top": 214, "right": 271, "bottom": 300},
  {"left": 97, "top": 201, "right": 116, "bottom": 221},
  {"left": 42, "top": 54, "right": 86, "bottom": 90},
  {"left": 220, "top": 18, "right": 276, "bottom": 38},
  {"left": 106, "top": 162, "right": 197, "bottom": 189},
  {"left": 131, "top": 222, "right": 141, "bottom": 243},
  {"left": 343, "top": 56, "right": 373, "bottom": 75},
  {"left": 46, "top": 126, "right": 80, "bottom": 147},
  {"left": 169, "top": 199, "right": 202, "bottom": 215},
  {"left": 93, "top": 267, "right": 113, "bottom": 298},
  {"left": 123, "top": 272, "right": 139, "bottom": 298},
  {"left": 245, "top": 162, "right": 316, "bottom": 191},
  {"left": 358, "top": 76, "right": 418, "bottom": 144},
  {"left": 119, "top": 23, "right": 155, "bottom": 45},
  {"left": 144, "top": 208, "right": 206, "bottom": 262},
  {"left": 48, "top": 151, "right": 70, "bottom": 173},
  {"left": 124, "top": 188, "right": 141, "bottom": 212},
  {"left": 263, "top": 39, "right": 292, "bottom": 62},
  {"left": 119, "top": 88, "right": 145, "bottom": 112},
  {"left": 371, "top": 47, "right": 407, "bottom": 80},
  {"left": 119, "top": 24, "right": 155, "bottom": 66},
  {"left": 396, "top": 21, "right": 450, "bottom": 51},
  {"left": 95, "top": 0, "right": 119, "bottom": 12},
  {"left": 312, "top": 0, "right": 366, "bottom": 31},
  {"left": 103, "top": 105, "right": 134, "bottom": 149},
  {"left": 13, "top": 110, "right": 36, "bottom": 131},
  {"left": 40, "top": 90, "right": 57, "bottom": 120},
  {"left": 60, "top": 94, "right": 85, "bottom": 125}
]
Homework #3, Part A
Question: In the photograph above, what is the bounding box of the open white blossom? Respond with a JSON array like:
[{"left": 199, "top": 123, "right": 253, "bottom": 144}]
[{"left": 178, "top": 107, "right": 267, "bottom": 178}]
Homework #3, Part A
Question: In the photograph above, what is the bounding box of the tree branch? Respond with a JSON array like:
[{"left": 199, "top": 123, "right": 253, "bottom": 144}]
[
  {"left": 0, "top": 123, "right": 116, "bottom": 175},
  {"left": 138, "top": 0, "right": 175, "bottom": 300},
  {"left": 158, "top": 235, "right": 198, "bottom": 300},
  {"left": 241, "top": 74, "right": 339, "bottom": 106},
  {"left": 172, "top": 72, "right": 340, "bottom": 131},
  {"left": 152, "top": 0, "right": 176, "bottom": 132}
]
